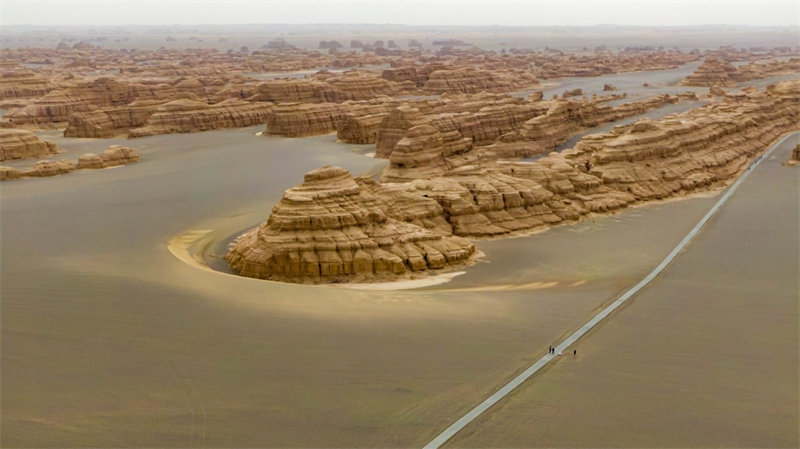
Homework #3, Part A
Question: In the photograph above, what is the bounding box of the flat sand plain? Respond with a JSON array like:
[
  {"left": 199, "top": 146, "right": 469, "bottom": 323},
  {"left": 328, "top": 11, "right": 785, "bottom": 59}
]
[{"left": 448, "top": 134, "right": 800, "bottom": 448}]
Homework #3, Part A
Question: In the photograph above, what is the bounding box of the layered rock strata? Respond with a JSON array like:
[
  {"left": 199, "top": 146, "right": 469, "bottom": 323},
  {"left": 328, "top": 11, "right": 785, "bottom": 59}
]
[
  {"left": 2, "top": 146, "right": 139, "bottom": 180},
  {"left": 64, "top": 100, "right": 163, "bottom": 137},
  {"left": 128, "top": 98, "right": 271, "bottom": 137},
  {"left": 380, "top": 94, "right": 682, "bottom": 182},
  {"left": 225, "top": 166, "right": 477, "bottom": 283},
  {"left": 265, "top": 100, "right": 396, "bottom": 137},
  {"left": 1, "top": 129, "right": 59, "bottom": 161},
  {"left": 228, "top": 80, "right": 800, "bottom": 284}
]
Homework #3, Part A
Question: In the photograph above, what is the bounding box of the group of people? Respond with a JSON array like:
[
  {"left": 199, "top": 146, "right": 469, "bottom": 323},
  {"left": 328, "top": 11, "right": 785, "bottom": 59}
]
[{"left": 548, "top": 346, "right": 577, "bottom": 356}]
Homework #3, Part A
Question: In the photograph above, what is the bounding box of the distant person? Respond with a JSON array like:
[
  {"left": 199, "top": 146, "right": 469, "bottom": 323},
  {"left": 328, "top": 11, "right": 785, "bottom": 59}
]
[{"left": 573, "top": 349, "right": 577, "bottom": 356}]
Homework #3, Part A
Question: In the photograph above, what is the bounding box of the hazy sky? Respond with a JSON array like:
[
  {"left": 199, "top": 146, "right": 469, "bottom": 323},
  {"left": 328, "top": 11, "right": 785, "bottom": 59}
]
[{"left": 1, "top": 1, "right": 798, "bottom": 27}]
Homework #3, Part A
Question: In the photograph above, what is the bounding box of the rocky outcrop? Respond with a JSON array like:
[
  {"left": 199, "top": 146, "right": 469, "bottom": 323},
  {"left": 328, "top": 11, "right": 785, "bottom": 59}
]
[
  {"left": 565, "top": 80, "right": 800, "bottom": 200},
  {"left": 265, "top": 100, "right": 395, "bottom": 138},
  {"left": 128, "top": 98, "right": 271, "bottom": 138},
  {"left": 336, "top": 112, "right": 389, "bottom": 144},
  {"left": 380, "top": 94, "right": 680, "bottom": 182},
  {"left": 680, "top": 58, "right": 739, "bottom": 87},
  {"left": 225, "top": 166, "right": 477, "bottom": 283},
  {"left": 603, "top": 84, "right": 618, "bottom": 91},
  {"left": 375, "top": 93, "right": 547, "bottom": 159},
  {"left": 3, "top": 77, "right": 178, "bottom": 126},
  {"left": 251, "top": 73, "right": 408, "bottom": 104},
  {"left": 0, "top": 129, "right": 58, "bottom": 161},
  {"left": 64, "top": 99, "right": 163, "bottom": 137},
  {"left": 3, "top": 146, "right": 139, "bottom": 180},
  {"left": 0, "top": 69, "right": 54, "bottom": 99},
  {"left": 423, "top": 67, "right": 538, "bottom": 94},
  {"left": 783, "top": 143, "right": 800, "bottom": 166},
  {"left": 562, "top": 88, "right": 583, "bottom": 98},
  {"left": 98, "top": 145, "right": 140, "bottom": 166},
  {"left": 0, "top": 166, "right": 25, "bottom": 181},
  {"left": 27, "top": 159, "right": 75, "bottom": 177},
  {"left": 227, "top": 81, "right": 800, "bottom": 284},
  {"left": 375, "top": 104, "right": 430, "bottom": 158},
  {"left": 77, "top": 153, "right": 106, "bottom": 169}
]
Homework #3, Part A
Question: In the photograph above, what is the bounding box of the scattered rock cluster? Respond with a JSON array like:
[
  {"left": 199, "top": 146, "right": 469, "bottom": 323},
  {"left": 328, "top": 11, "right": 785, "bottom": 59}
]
[
  {"left": 1, "top": 145, "right": 140, "bottom": 181},
  {"left": 0, "top": 129, "right": 59, "bottom": 161}
]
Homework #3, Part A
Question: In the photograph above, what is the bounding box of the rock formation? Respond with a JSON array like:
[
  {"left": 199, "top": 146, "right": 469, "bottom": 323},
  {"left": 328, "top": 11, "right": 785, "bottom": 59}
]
[
  {"left": 0, "top": 166, "right": 25, "bottom": 181},
  {"left": 680, "top": 58, "right": 740, "bottom": 87},
  {"left": 265, "top": 100, "right": 396, "bottom": 138},
  {"left": 225, "top": 166, "right": 477, "bottom": 283},
  {"left": 3, "top": 146, "right": 139, "bottom": 180},
  {"left": 64, "top": 100, "right": 163, "bottom": 138},
  {"left": 0, "top": 129, "right": 59, "bottom": 161},
  {"left": 27, "top": 159, "right": 75, "bottom": 177},
  {"left": 251, "top": 73, "right": 408, "bottom": 104},
  {"left": 98, "top": 145, "right": 140, "bottom": 166},
  {"left": 227, "top": 80, "right": 800, "bottom": 284},
  {"left": 784, "top": 143, "right": 800, "bottom": 166},
  {"left": 128, "top": 98, "right": 271, "bottom": 138},
  {"left": 379, "top": 94, "right": 682, "bottom": 182},
  {"left": 422, "top": 67, "right": 538, "bottom": 94},
  {"left": 0, "top": 69, "right": 54, "bottom": 99}
]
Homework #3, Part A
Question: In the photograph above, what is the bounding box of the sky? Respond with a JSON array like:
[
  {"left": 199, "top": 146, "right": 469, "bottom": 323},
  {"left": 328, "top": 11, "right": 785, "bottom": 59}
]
[{"left": 1, "top": 1, "right": 798, "bottom": 27}]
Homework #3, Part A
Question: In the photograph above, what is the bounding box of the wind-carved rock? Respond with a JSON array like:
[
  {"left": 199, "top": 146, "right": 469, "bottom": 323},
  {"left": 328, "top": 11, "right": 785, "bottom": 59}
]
[
  {"left": 0, "top": 69, "right": 55, "bottom": 99},
  {"left": 225, "top": 166, "right": 477, "bottom": 283},
  {"left": 0, "top": 129, "right": 59, "bottom": 161},
  {"left": 680, "top": 58, "right": 740, "bottom": 87},
  {"left": 265, "top": 100, "right": 396, "bottom": 137},
  {"left": 784, "top": 143, "right": 800, "bottom": 166},
  {"left": 128, "top": 98, "right": 271, "bottom": 138},
  {"left": 4, "top": 77, "right": 178, "bottom": 126}
]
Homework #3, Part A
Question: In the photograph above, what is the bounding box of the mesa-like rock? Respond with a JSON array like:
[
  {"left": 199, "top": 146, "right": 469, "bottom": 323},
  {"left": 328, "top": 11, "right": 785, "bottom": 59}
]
[
  {"left": 225, "top": 166, "right": 477, "bottom": 283},
  {"left": 128, "top": 98, "right": 271, "bottom": 137},
  {"left": 0, "top": 129, "right": 59, "bottom": 161}
]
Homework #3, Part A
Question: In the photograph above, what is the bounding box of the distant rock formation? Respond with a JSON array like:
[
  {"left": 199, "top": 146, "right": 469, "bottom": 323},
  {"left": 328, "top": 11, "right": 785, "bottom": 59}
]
[
  {"left": 226, "top": 166, "right": 477, "bottom": 283},
  {"left": 64, "top": 99, "right": 163, "bottom": 138},
  {"left": 682, "top": 57, "right": 800, "bottom": 87},
  {"left": 603, "top": 84, "right": 617, "bottom": 91},
  {"left": 0, "top": 129, "right": 58, "bottom": 161},
  {"left": 378, "top": 93, "right": 682, "bottom": 181},
  {"left": 251, "top": 73, "right": 408, "bottom": 104},
  {"left": 128, "top": 98, "right": 271, "bottom": 138},
  {"left": 562, "top": 88, "right": 583, "bottom": 98},
  {"left": 0, "top": 69, "right": 54, "bottom": 99},
  {"left": 265, "top": 100, "right": 396, "bottom": 138},
  {"left": 423, "top": 67, "right": 538, "bottom": 94},
  {"left": 681, "top": 58, "right": 740, "bottom": 87},
  {"left": 432, "top": 39, "right": 471, "bottom": 46},
  {"left": 3, "top": 77, "right": 178, "bottom": 126},
  {"left": 2, "top": 145, "right": 139, "bottom": 181},
  {"left": 318, "top": 40, "right": 343, "bottom": 49}
]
